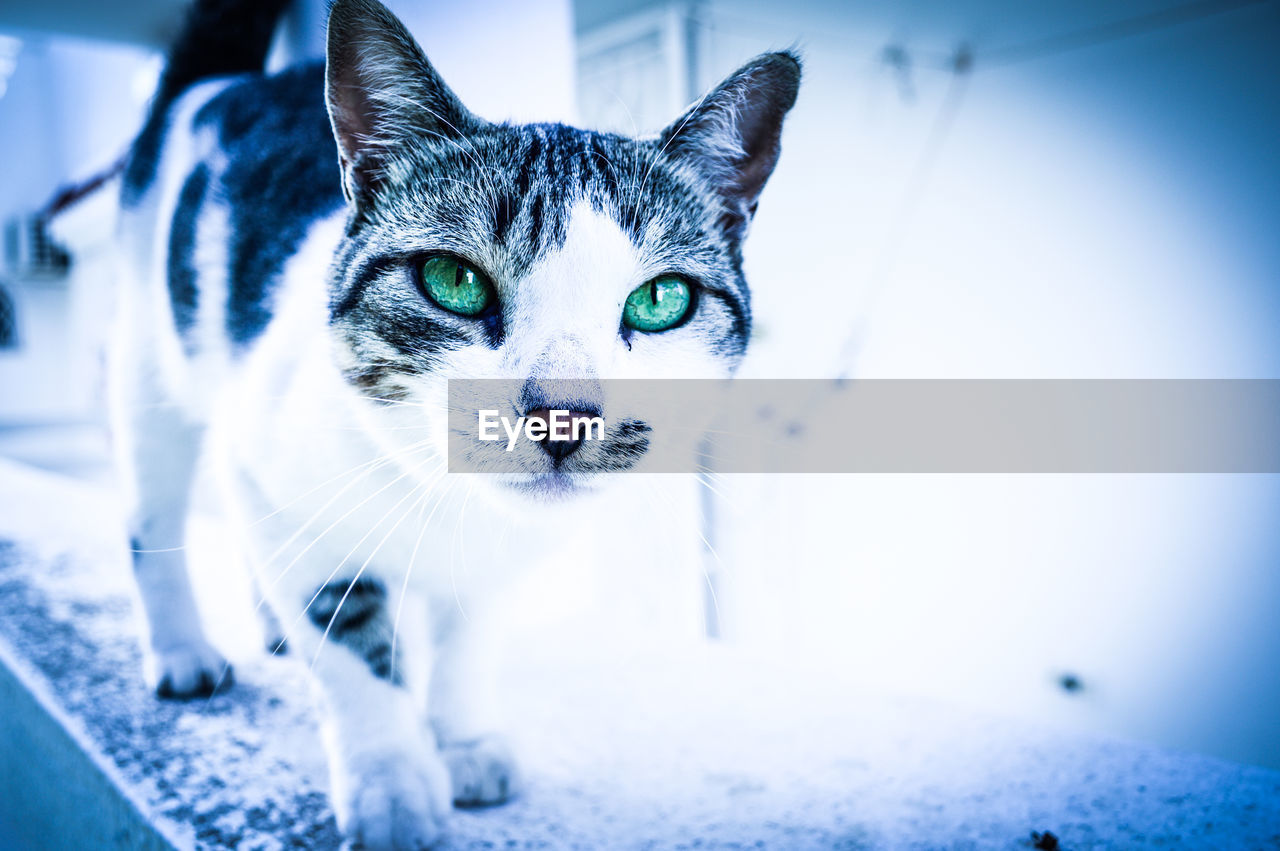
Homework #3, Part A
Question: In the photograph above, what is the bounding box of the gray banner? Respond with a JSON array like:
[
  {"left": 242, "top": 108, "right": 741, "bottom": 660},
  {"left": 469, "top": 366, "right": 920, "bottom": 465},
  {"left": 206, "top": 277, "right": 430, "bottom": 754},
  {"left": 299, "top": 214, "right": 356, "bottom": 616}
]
[{"left": 446, "top": 379, "right": 1280, "bottom": 473}]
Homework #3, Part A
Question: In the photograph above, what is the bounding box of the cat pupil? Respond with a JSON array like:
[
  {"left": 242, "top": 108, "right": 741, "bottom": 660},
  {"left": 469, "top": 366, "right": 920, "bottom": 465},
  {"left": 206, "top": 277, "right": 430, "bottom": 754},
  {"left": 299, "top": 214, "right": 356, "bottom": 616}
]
[
  {"left": 454, "top": 264, "right": 465, "bottom": 288},
  {"left": 650, "top": 283, "right": 659, "bottom": 305}
]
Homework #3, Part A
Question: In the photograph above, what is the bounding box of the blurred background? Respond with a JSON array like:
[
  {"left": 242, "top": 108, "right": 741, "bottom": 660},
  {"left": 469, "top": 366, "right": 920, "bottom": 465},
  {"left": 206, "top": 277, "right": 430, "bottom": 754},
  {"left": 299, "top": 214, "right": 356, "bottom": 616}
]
[{"left": 0, "top": 0, "right": 1277, "bottom": 774}]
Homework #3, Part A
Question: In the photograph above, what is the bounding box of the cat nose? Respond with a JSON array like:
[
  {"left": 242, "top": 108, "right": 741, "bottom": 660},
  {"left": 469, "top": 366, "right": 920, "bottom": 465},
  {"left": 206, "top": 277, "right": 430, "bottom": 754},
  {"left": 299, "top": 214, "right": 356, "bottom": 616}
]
[{"left": 524, "top": 407, "right": 598, "bottom": 466}]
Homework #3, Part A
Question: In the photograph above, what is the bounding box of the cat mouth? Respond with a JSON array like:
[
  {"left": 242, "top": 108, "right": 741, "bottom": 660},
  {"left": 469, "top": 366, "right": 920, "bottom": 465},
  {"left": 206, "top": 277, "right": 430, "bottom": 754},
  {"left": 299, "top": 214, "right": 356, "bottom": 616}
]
[
  {"left": 458, "top": 420, "right": 652, "bottom": 496},
  {"left": 497, "top": 470, "right": 595, "bottom": 501}
]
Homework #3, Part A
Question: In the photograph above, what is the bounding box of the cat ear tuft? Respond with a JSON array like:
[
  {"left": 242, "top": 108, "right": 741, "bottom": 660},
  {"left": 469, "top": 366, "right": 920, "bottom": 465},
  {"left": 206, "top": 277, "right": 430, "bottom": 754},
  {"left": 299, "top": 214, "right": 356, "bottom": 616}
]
[
  {"left": 658, "top": 51, "right": 801, "bottom": 239},
  {"left": 325, "top": 0, "right": 478, "bottom": 203}
]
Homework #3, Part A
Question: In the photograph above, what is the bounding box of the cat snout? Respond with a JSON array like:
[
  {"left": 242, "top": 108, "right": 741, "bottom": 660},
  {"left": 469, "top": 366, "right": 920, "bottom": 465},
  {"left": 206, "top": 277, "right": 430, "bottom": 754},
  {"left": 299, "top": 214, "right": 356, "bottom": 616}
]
[{"left": 523, "top": 407, "right": 601, "bottom": 465}]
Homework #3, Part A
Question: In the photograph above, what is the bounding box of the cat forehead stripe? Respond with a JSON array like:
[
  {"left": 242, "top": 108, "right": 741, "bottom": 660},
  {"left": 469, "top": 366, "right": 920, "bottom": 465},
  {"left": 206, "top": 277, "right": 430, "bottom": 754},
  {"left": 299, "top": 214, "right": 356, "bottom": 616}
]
[{"left": 326, "top": 118, "right": 754, "bottom": 366}]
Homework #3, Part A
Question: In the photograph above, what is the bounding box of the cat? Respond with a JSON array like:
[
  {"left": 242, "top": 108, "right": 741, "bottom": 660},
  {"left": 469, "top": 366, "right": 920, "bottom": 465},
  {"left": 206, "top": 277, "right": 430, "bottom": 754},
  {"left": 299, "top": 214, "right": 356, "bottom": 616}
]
[{"left": 113, "top": 0, "right": 799, "bottom": 846}]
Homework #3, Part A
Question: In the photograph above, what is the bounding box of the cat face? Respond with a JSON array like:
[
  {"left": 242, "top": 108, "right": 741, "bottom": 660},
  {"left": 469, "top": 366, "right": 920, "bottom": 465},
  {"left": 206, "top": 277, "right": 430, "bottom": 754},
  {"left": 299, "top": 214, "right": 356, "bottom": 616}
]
[{"left": 322, "top": 0, "right": 799, "bottom": 498}]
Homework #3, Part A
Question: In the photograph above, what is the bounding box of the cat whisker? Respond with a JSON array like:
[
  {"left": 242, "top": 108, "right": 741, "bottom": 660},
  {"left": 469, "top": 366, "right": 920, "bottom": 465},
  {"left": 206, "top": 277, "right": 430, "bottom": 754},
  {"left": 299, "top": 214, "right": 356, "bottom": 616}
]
[
  {"left": 257, "top": 451, "right": 444, "bottom": 608},
  {"left": 696, "top": 474, "right": 739, "bottom": 512},
  {"left": 638, "top": 478, "right": 726, "bottom": 632},
  {"left": 448, "top": 478, "right": 477, "bottom": 623},
  {"left": 243, "top": 452, "right": 444, "bottom": 639},
  {"left": 694, "top": 468, "right": 737, "bottom": 509},
  {"left": 373, "top": 90, "right": 504, "bottom": 198},
  {"left": 612, "top": 88, "right": 642, "bottom": 139},
  {"left": 141, "top": 442, "right": 434, "bottom": 614},
  {"left": 242, "top": 391, "right": 429, "bottom": 410},
  {"left": 269, "top": 422, "right": 434, "bottom": 433},
  {"left": 308, "top": 471, "right": 442, "bottom": 675},
  {"left": 288, "top": 461, "right": 447, "bottom": 639},
  {"left": 632, "top": 81, "right": 718, "bottom": 216},
  {"left": 242, "top": 451, "right": 433, "bottom": 588},
  {"left": 390, "top": 474, "right": 462, "bottom": 679},
  {"left": 245, "top": 437, "right": 436, "bottom": 529}
]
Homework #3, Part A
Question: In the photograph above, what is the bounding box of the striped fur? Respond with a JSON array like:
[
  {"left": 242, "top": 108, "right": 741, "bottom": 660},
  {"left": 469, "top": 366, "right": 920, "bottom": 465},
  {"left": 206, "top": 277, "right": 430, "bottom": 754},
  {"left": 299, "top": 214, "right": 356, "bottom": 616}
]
[{"left": 113, "top": 0, "right": 799, "bottom": 846}]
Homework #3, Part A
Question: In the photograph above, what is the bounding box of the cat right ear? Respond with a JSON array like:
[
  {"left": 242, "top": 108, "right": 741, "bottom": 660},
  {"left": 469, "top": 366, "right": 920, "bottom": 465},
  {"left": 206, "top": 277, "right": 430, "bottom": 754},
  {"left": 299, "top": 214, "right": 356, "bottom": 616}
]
[
  {"left": 658, "top": 52, "right": 801, "bottom": 240},
  {"left": 325, "top": 0, "right": 478, "bottom": 204}
]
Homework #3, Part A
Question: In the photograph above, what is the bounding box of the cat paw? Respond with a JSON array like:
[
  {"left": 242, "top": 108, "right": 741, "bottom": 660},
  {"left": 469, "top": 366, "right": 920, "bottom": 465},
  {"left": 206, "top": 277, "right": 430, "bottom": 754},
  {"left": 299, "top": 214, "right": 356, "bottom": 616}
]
[
  {"left": 147, "top": 641, "right": 234, "bottom": 698},
  {"left": 258, "top": 604, "right": 289, "bottom": 656},
  {"left": 442, "top": 735, "right": 520, "bottom": 807},
  {"left": 337, "top": 749, "right": 452, "bottom": 850}
]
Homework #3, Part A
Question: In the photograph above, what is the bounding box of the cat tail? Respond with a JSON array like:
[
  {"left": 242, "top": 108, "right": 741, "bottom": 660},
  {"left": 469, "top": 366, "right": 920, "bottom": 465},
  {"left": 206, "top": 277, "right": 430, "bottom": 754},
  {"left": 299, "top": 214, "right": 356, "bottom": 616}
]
[
  {"left": 122, "top": 0, "right": 291, "bottom": 204},
  {"left": 154, "top": 0, "right": 291, "bottom": 108}
]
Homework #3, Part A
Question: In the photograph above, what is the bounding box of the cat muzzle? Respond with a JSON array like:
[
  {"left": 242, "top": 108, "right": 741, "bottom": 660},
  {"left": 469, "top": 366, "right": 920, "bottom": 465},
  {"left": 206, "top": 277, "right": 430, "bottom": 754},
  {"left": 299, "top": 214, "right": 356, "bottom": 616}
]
[{"left": 522, "top": 407, "right": 601, "bottom": 466}]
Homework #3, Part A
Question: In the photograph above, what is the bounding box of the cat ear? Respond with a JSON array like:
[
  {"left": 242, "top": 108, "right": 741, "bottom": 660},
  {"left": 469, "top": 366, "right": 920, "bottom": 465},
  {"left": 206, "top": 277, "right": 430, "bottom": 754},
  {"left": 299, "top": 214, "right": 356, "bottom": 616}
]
[
  {"left": 325, "top": 0, "right": 478, "bottom": 203},
  {"left": 658, "top": 52, "right": 801, "bottom": 239}
]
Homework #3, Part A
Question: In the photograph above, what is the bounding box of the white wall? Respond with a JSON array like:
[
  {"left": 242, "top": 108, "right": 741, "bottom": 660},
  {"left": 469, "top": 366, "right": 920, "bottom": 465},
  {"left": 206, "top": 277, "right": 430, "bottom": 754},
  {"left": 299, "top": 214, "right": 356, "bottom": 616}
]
[
  {"left": 274, "top": 0, "right": 577, "bottom": 123},
  {"left": 575, "top": 0, "right": 1280, "bottom": 768}
]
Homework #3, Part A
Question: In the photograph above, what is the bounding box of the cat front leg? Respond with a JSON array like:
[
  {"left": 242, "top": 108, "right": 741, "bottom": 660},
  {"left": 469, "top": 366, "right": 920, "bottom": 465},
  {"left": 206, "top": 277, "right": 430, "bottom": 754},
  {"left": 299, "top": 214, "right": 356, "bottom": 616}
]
[
  {"left": 289, "top": 574, "right": 452, "bottom": 850},
  {"left": 117, "top": 399, "right": 231, "bottom": 698},
  {"left": 429, "top": 606, "right": 521, "bottom": 807}
]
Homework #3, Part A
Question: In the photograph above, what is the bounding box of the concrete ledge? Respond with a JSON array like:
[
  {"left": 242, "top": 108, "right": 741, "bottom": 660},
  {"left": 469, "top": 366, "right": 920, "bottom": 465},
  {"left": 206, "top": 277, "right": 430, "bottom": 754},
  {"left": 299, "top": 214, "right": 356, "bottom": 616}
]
[
  {"left": 0, "top": 636, "right": 178, "bottom": 851},
  {"left": 0, "top": 541, "right": 340, "bottom": 849},
  {"left": 2, "top": 457, "right": 1279, "bottom": 850},
  {"left": 0, "top": 459, "right": 341, "bottom": 850}
]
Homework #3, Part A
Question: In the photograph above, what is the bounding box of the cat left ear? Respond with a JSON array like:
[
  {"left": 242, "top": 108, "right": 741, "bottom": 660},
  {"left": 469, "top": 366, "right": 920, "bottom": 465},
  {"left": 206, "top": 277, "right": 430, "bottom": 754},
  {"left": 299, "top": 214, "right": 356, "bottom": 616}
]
[
  {"left": 658, "top": 52, "right": 801, "bottom": 239},
  {"left": 325, "top": 0, "right": 478, "bottom": 204}
]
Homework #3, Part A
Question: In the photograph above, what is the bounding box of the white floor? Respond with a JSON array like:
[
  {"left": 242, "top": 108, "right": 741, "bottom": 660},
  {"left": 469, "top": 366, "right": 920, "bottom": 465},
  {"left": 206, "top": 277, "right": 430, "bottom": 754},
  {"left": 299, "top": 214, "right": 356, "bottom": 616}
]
[{"left": 1, "top": 456, "right": 1278, "bottom": 849}]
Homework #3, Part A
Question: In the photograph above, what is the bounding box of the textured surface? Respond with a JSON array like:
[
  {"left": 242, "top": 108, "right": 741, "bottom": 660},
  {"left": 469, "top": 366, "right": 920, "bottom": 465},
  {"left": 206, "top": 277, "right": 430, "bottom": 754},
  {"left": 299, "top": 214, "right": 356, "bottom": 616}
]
[{"left": 1, "top": 457, "right": 1279, "bottom": 850}]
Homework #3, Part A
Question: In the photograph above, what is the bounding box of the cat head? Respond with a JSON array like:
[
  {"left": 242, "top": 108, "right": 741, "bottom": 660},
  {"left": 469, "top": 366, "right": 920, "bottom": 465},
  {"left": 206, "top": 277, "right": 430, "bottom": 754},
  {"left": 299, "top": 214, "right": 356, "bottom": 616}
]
[{"left": 323, "top": 0, "right": 799, "bottom": 498}]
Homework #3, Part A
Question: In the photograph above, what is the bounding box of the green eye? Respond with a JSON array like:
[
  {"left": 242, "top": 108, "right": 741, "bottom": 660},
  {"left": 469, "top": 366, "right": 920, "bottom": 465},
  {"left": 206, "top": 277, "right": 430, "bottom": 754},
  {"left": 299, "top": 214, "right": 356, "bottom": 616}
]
[
  {"left": 622, "top": 275, "right": 693, "bottom": 332},
  {"left": 420, "top": 256, "right": 495, "bottom": 317}
]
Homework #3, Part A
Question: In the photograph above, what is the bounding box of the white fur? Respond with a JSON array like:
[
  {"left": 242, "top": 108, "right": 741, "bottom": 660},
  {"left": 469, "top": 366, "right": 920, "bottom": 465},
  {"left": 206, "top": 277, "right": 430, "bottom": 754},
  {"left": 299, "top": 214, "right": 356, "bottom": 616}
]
[
  {"left": 111, "top": 77, "right": 239, "bottom": 697},
  {"left": 118, "top": 173, "right": 721, "bottom": 844}
]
